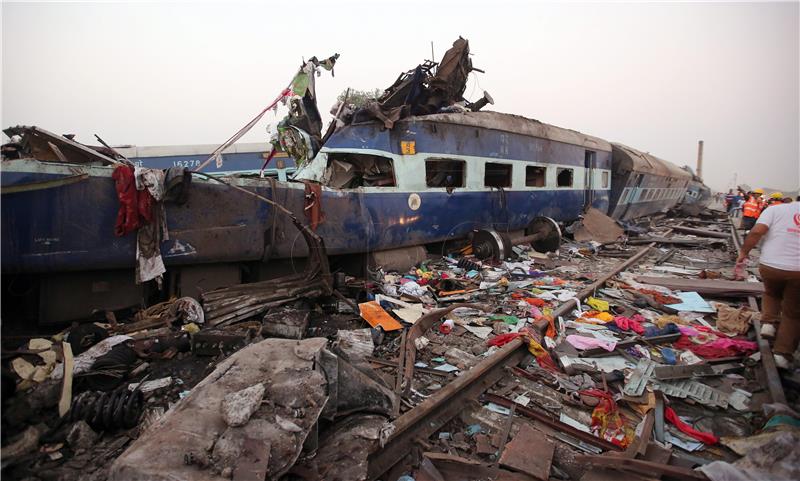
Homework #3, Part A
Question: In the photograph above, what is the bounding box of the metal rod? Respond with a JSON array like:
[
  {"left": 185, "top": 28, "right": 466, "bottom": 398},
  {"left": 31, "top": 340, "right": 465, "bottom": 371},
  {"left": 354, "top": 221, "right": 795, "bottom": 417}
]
[
  {"left": 654, "top": 391, "right": 665, "bottom": 443},
  {"left": 485, "top": 393, "right": 621, "bottom": 452},
  {"left": 551, "top": 243, "right": 655, "bottom": 319},
  {"left": 367, "top": 340, "right": 528, "bottom": 480},
  {"left": 510, "top": 231, "right": 546, "bottom": 245}
]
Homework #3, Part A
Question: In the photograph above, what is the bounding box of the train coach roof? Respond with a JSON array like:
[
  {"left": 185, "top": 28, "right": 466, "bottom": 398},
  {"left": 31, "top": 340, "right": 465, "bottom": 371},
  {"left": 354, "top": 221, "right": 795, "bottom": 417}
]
[
  {"left": 399, "top": 111, "right": 613, "bottom": 152},
  {"left": 611, "top": 143, "right": 692, "bottom": 180}
]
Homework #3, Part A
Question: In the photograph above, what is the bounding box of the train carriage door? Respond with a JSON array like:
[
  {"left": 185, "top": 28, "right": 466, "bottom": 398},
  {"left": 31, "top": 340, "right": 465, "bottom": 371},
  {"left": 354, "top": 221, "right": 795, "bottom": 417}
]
[{"left": 584, "top": 150, "right": 596, "bottom": 210}]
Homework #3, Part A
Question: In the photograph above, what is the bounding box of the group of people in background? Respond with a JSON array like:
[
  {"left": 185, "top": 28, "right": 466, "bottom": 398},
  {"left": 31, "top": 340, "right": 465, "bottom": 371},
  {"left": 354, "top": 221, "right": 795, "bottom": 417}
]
[{"left": 724, "top": 188, "right": 793, "bottom": 232}]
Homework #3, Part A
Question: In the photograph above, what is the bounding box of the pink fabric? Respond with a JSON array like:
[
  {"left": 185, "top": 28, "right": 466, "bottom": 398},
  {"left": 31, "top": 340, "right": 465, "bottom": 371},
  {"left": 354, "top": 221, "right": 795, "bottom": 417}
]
[
  {"left": 566, "top": 335, "right": 617, "bottom": 352},
  {"left": 673, "top": 336, "right": 758, "bottom": 359},
  {"left": 613, "top": 315, "right": 646, "bottom": 335},
  {"left": 706, "top": 338, "right": 758, "bottom": 352},
  {"left": 678, "top": 325, "right": 701, "bottom": 337}
]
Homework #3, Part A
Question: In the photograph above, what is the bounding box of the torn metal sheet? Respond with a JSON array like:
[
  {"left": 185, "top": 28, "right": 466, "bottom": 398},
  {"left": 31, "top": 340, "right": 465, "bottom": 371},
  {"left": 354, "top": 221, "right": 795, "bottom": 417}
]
[
  {"left": 4, "top": 125, "right": 119, "bottom": 165},
  {"left": 109, "top": 338, "right": 396, "bottom": 481},
  {"left": 573, "top": 207, "right": 624, "bottom": 243},
  {"left": 634, "top": 276, "right": 764, "bottom": 297},
  {"left": 288, "top": 414, "right": 388, "bottom": 480},
  {"left": 654, "top": 363, "right": 714, "bottom": 381},
  {"left": 653, "top": 379, "right": 730, "bottom": 408},
  {"left": 623, "top": 359, "right": 656, "bottom": 397}
]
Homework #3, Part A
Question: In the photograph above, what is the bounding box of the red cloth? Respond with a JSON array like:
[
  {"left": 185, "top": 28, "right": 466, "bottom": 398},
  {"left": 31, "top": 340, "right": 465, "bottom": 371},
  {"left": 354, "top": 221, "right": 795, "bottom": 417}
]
[
  {"left": 665, "top": 407, "right": 718, "bottom": 444},
  {"left": 579, "top": 389, "right": 632, "bottom": 448},
  {"left": 673, "top": 336, "right": 758, "bottom": 359},
  {"left": 613, "top": 315, "right": 646, "bottom": 335},
  {"left": 524, "top": 298, "right": 546, "bottom": 307},
  {"left": 487, "top": 332, "right": 524, "bottom": 347},
  {"left": 112, "top": 165, "right": 153, "bottom": 236}
]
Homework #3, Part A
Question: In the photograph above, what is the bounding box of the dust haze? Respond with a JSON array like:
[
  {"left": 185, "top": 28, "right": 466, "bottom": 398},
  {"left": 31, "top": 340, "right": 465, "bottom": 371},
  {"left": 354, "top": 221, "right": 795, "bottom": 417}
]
[{"left": 2, "top": 1, "right": 798, "bottom": 192}]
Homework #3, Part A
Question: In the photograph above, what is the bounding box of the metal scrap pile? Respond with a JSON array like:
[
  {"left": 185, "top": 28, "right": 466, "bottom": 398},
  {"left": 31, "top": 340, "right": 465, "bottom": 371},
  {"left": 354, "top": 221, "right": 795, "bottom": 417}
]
[
  {"left": 2, "top": 205, "right": 798, "bottom": 481},
  {"left": 333, "top": 37, "right": 494, "bottom": 132}
]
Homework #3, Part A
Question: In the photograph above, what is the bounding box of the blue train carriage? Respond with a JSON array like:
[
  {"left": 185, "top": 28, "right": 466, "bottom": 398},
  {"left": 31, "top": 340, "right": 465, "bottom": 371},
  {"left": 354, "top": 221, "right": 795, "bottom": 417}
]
[
  {"left": 115, "top": 143, "right": 297, "bottom": 180},
  {"left": 279, "top": 110, "right": 614, "bottom": 258},
  {"left": 1, "top": 126, "right": 280, "bottom": 323},
  {"left": 679, "top": 166, "right": 712, "bottom": 209},
  {"left": 607, "top": 143, "right": 692, "bottom": 221}
]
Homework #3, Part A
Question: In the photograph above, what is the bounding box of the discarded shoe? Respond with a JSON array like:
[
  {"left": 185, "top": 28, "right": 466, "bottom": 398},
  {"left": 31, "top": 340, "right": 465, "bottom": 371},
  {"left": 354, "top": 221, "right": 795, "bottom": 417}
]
[
  {"left": 774, "top": 354, "right": 790, "bottom": 369},
  {"left": 760, "top": 323, "right": 777, "bottom": 339}
]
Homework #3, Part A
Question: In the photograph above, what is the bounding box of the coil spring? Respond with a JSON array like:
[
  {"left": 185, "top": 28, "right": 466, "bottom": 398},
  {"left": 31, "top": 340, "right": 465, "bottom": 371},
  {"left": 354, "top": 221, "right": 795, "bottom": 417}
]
[
  {"left": 68, "top": 388, "right": 144, "bottom": 431},
  {"left": 457, "top": 258, "right": 482, "bottom": 271}
]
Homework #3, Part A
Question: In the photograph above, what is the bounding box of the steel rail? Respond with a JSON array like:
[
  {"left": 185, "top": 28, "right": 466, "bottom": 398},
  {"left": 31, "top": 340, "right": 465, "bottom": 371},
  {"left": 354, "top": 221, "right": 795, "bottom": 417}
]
[{"left": 729, "top": 221, "right": 786, "bottom": 404}]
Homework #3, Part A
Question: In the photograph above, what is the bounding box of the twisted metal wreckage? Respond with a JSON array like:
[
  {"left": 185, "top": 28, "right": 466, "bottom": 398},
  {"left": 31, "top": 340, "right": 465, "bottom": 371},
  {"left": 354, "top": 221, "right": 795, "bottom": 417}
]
[{"left": 4, "top": 39, "right": 786, "bottom": 481}]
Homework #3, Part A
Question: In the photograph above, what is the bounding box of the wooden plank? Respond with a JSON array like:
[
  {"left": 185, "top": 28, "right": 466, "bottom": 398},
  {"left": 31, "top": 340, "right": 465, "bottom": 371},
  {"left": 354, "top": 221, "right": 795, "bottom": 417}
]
[
  {"left": 628, "top": 237, "right": 721, "bottom": 246},
  {"left": 423, "top": 453, "right": 535, "bottom": 481},
  {"left": 670, "top": 225, "right": 730, "bottom": 238},
  {"left": 58, "top": 342, "right": 74, "bottom": 417},
  {"left": 624, "top": 411, "right": 654, "bottom": 459},
  {"left": 634, "top": 276, "right": 764, "bottom": 296},
  {"left": 499, "top": 423, "right": 555, "bottom": 480},
  {"left": 749, "top": 297, "right": 787, "bottom": 404},
  {"left": 575, "top": 455, "right": 708, "bottom": 480}
]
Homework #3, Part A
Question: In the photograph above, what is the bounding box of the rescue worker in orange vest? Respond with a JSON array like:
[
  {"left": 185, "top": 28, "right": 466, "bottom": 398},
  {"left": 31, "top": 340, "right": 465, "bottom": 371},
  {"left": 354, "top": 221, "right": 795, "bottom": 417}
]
[{"left": 741, "top": 191, "right": 762, "bottom": 232}]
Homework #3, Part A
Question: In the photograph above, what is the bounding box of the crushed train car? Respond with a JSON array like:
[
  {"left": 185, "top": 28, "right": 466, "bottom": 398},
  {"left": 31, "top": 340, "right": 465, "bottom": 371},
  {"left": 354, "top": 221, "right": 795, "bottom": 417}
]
[{"left": 2, "top": 38, "right": 698, "bottom": 324}]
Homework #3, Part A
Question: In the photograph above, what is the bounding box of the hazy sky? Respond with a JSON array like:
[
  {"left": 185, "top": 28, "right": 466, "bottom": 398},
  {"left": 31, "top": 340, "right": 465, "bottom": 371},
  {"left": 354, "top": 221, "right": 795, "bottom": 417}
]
[{"left": 2, "top": 1, "right": 798, "bottom": 192}]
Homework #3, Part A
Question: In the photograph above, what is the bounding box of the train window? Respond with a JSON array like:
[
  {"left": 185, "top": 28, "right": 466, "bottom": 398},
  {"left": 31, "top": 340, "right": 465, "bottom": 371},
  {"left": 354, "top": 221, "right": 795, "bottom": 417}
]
[
  {"left": 601, "top": 171, "right": 610, "bottom": 189},
  {"left": 324, "top": 153, "right": 396, "bottom": 188},
  {"left": 556, "top": 168, "right": 573, "bottom": 187},
  {"left": 485, "top": 163, "right": 512, "bottom": 188},
  {"left": 525, "top": 166, "right": 546, "bottom": 187},
  {"left": 426, "top": 159, "right": 465, "bottom": 188}
]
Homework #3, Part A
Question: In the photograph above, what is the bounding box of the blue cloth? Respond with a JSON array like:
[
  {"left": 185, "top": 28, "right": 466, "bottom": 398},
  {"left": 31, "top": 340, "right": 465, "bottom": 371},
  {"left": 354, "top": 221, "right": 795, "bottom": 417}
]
[
  {"left": 661, "top": 347, "right": 677, "bottom": 365},
  {"left": 644, "top": 323, "right": 680, "bottom": 338}
]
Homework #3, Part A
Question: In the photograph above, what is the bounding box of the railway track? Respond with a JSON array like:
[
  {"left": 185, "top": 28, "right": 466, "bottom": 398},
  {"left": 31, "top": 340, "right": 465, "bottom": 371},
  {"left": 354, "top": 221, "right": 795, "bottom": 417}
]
[
  {"left": 729, "top": 218, "right": 786, "bottom": 404},
  {"left": 367, "top": 243, "right": 656, "bottom": 480}
]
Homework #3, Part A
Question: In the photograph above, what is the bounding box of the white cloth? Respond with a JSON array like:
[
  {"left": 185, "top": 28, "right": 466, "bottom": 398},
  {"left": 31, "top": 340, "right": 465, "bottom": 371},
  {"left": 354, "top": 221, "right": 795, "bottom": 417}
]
[
  {"left": 51, "top": 335, "right": 132, "bottom": 380},
  {"left": 756, "top": 202, "right": 800, "bottom": 271},
  {"left": 133, "top": 167, "right": 169, "bottom": 284}
]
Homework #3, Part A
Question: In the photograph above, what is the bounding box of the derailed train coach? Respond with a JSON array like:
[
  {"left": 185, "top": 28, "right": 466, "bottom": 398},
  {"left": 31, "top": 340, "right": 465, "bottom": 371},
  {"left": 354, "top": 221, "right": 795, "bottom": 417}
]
[
  {"left": 0, "top": 37, "right": 704, "bottom": 325},
  {"left": 606, "top": 143, "right": 692, "bottom": 221}
]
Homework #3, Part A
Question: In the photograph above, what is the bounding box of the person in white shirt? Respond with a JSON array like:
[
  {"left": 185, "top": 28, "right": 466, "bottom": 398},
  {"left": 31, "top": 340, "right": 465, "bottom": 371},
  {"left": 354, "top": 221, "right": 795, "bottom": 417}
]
[{"left": 737, "top": 197, "right": 800, "bottom": 369}]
